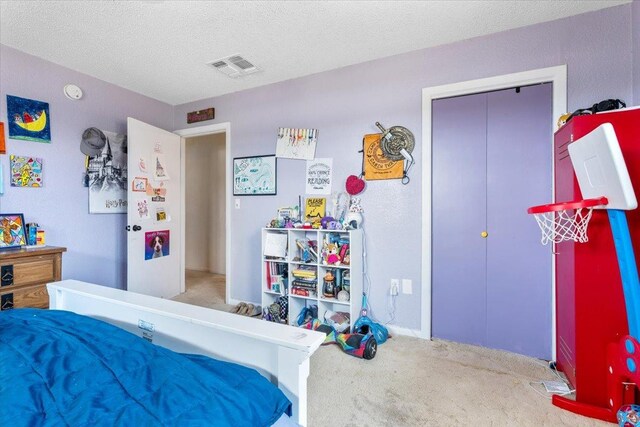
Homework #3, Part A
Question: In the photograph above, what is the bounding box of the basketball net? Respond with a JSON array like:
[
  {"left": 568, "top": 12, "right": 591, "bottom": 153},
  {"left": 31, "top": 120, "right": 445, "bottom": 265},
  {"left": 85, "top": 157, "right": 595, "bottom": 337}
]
[
  {"left": 531, "top": 207, "right": 595, "bottom": 245},
  {"left": 528, "top": 197, "right": 608, "bottom": 245}
]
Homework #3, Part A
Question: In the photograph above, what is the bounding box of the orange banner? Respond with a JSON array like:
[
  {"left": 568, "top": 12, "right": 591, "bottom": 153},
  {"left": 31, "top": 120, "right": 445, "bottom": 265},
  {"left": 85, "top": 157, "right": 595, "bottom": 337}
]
[{"left": 363, "top": 133, "right": 403, "bottom": 180}]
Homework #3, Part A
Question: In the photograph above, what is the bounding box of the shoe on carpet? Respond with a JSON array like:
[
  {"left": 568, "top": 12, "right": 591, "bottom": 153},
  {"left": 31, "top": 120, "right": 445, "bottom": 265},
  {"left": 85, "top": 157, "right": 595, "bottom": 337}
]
[
  {"left": 242, "top": 303, "right": 254, "bottom": 316},
  {"left": 231, "top": 302, "right": 246, "bottom": 314}
]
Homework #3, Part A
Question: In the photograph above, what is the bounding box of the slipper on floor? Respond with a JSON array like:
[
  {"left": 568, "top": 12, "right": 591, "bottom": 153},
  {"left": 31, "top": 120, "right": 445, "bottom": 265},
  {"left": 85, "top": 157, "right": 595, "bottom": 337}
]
[
  {"left": 242, "top": 303, "right": 254, "bottom": 316},
  {"left": 249, "top": 305, "right": 262, "bottom": 317},
  {"left": 231, "top": 302, "right": 246, "bottom": 314}
]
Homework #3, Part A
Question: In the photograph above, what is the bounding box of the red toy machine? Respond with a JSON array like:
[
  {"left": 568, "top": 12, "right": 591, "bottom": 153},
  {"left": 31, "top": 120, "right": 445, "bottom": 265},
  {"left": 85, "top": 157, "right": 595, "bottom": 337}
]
[{"left": 552, "top": 108, "right": 640, "bottom": 422}]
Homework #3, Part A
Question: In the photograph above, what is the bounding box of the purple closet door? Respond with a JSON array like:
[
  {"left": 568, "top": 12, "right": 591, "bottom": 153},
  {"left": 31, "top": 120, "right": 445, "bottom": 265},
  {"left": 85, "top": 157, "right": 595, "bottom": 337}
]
[
  {"left": 486, "top": 84, "right": 552, "bottom": 359},
  {"left": 432, "top": 93, "right": 488, "bottom": 347}
]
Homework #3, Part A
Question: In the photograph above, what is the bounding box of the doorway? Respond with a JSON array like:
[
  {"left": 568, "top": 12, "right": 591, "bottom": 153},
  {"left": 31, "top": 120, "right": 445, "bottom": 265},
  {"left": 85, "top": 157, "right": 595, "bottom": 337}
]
[{"left": 179, "top": 133, "right": 227, "bottom": 307}]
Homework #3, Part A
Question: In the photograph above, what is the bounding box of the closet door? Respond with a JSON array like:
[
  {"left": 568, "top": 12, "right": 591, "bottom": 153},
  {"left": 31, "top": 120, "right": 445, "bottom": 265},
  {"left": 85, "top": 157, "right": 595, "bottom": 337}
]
[
  {"left": 432, "top": 84, "right": 552, "bottom": 358},
  {"left": 432, "top": 92, "right": 488, "bottom": 346},
  {"left": 485, "top": 84, "right": 552, "bottom": 359}
]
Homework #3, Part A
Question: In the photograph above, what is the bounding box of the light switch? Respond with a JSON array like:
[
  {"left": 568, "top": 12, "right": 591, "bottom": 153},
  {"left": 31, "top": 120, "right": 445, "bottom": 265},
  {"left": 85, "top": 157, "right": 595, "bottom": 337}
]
[{"left": 235, "top": 198, "right": 240, "bottom": 209}]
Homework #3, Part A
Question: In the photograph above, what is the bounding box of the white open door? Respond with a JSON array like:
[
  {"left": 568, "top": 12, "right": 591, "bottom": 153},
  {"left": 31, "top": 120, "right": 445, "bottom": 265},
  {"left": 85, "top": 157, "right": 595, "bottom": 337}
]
[{"left": 127, "top": 118, "right": 182, "bottom": 298}]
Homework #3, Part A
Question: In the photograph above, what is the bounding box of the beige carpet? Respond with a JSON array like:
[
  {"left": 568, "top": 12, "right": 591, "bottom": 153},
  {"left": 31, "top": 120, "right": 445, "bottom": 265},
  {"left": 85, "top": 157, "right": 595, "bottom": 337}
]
[
  {"left": 308, "top": 337, "right": 609, "bottom": 427},
  {"left": 171, "top": 270, "right": 234, "bottom": 312},
  {"left": 172, "top": 275, "right": 608, "bottom": 426}
]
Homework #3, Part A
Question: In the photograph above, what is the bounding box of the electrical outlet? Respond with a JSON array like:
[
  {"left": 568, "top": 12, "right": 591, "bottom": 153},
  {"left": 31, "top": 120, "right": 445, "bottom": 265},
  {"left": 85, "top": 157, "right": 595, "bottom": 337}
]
[
  {"left": 402, "top": 279, "right": 413, "bottom": 295},
  {"left": 390, "top": 279, "right": 400, "bottom": 296}
]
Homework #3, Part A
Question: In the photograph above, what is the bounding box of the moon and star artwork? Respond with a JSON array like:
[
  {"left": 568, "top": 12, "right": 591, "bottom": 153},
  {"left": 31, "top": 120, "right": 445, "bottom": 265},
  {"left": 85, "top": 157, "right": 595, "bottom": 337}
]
[{"left": 6, "top": 95, "right": 51, "bottom": 143}]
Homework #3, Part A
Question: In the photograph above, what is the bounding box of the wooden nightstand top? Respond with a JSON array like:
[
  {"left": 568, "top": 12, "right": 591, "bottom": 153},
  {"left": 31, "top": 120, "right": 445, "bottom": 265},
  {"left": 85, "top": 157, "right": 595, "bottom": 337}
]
[{"left": 0, "top": 246, "right": 67, "bottom": 260}]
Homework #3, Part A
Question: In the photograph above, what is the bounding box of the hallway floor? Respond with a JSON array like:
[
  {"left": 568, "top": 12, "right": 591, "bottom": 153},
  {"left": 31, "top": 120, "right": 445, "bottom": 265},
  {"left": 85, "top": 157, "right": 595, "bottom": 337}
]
[{"left": 171, "top": 270, "right": 234, "bottom": 312}]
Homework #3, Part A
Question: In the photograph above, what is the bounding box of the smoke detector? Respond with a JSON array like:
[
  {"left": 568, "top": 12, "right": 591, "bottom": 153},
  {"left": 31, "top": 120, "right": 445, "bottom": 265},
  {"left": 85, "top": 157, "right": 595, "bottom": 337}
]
[{"left": 207, "top": 54, "right": 261, "bottom": 78}]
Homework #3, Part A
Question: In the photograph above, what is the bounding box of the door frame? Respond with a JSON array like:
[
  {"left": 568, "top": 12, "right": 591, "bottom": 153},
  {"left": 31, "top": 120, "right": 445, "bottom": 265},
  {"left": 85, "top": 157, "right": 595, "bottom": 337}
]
[
  {"left": 174, "top": 122, "right": 232, "bottom": 304},
  {"left": 421, "top": 65, "right": 567, "bottom": 361}
]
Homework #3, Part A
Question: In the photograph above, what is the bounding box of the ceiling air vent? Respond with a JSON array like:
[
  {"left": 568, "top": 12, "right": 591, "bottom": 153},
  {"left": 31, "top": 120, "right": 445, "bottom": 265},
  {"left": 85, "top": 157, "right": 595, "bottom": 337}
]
[{"left": 207, "top": 54, "right": 261, "bottom": 78}]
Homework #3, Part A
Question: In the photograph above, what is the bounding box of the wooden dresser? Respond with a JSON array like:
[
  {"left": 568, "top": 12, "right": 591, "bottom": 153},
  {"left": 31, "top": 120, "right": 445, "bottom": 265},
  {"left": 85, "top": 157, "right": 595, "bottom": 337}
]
[{"left": 0, "top": 246, "right": 66, "bottom": 310}]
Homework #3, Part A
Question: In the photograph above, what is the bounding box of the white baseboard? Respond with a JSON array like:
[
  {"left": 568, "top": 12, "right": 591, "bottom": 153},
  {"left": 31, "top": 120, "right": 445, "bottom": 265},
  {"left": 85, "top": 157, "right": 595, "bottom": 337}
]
[{"left": 386, "top": 325, "right": 426, "bottom": 339}]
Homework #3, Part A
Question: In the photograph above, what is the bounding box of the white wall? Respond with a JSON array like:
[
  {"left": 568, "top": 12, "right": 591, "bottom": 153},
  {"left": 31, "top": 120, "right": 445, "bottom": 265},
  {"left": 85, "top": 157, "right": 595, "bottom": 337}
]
[{"left": 185, "top": 133, "right": 226, "bottom": 273}]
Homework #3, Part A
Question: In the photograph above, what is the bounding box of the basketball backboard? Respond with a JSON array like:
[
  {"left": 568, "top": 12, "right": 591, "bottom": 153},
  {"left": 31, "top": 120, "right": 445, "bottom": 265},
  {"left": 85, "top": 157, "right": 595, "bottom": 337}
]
[{"left": 568, "top": 123, "right": 637, "bottom": 210}]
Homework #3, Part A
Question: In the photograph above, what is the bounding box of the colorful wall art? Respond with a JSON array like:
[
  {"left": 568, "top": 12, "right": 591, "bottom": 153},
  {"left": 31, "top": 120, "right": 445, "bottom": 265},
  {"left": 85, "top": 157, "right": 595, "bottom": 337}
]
[
  {"left": 9, "top": 155, "right": 43, "bottom": 187},
  {"left": 276, "top": 128, "right": 318, "bottom": 160},
  {"left": 233, "top": 155, "right": 277, "bottom": 195},
  {"left": 145, "top": 230, "right": 170, "bottom": 260},
  {"left": 0, "top": 213, "right": 27, "bottom": 249},
  {"left": 6, "top": 95, "right": 51, "bottom": 143}
]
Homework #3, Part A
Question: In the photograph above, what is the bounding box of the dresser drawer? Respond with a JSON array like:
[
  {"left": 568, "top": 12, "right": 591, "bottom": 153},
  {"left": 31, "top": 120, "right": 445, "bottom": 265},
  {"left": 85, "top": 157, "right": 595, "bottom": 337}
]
[
  {"left": 0, "top": 257, "right": 55, "bottom": 287},
  {"left": 0, "top": 246, "right": 65, "bottom": 309},
  {"left": 0, "top": 284, "right": 49, "bottom": 310}
]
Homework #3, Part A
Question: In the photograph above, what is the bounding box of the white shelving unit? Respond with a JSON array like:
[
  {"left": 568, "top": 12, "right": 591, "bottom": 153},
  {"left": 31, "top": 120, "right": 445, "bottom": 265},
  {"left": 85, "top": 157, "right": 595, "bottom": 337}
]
[{"left": 261, "top": 228, "right": 363, "bottom": 330}]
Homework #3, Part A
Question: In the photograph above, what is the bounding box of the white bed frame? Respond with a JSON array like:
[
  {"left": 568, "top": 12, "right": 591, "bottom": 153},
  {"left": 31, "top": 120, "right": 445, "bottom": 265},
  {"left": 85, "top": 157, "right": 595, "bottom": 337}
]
[{"left": 47, "top": 280, "right": 325, "bottom": 427}]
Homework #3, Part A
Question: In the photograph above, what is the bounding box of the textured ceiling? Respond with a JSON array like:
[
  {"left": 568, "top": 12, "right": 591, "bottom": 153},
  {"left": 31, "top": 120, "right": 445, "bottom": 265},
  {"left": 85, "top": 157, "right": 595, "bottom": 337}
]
[{"left": 0, "top": 0, "right": 630, "bottom": 105}]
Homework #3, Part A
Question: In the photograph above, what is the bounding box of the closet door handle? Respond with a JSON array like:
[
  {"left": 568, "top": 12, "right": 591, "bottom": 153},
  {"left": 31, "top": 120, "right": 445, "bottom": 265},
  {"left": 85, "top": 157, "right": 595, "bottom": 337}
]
[{"left": 481, "top": 231, "right": 488, "bottom": 238}]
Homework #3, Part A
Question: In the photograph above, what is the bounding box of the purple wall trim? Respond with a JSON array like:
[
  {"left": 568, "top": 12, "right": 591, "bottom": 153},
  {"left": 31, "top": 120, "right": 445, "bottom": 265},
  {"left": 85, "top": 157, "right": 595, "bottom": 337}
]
[
  {"left": 174, "top": 4, "right": 634, "bottom": 330},
  {"left": 0, "top": 45, "right": 174, "bottom": 289}
]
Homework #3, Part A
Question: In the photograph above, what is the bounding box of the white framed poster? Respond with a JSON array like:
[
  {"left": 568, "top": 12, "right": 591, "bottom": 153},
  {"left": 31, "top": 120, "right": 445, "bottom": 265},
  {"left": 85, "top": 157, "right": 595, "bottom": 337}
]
[{"left": 305, "top": 158, "right": 332, "bottom": 195}]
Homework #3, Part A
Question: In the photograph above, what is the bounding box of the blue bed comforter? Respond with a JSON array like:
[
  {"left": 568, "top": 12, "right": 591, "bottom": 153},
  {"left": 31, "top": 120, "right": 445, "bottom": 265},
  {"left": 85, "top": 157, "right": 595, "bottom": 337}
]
[{"left": 0, "top": 309, "right": 291, "bottom": 427}]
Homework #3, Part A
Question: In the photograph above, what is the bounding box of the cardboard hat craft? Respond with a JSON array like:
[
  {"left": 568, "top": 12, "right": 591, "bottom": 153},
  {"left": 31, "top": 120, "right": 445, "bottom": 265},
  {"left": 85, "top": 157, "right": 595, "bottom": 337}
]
[{"left": 80, "top": 127, "right": 107, "bottom": 156}]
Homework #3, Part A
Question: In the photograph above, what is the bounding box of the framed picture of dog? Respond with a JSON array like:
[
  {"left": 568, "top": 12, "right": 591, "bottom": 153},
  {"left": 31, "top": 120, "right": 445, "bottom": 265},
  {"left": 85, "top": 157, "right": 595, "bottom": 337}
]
[
  {"left": 0, "top": 213, "right": 27, "bottom": 250},
  {"left": 145, "top": 230, "right": 170, "bottom": 260}
]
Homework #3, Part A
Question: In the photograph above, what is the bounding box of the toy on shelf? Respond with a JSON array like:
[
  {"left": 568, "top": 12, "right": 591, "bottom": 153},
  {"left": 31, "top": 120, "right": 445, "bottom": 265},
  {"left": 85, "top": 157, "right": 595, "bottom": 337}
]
[
  {"left": 294, "top": 239, "right": 318, "bottom": 263},
  {"left": 326, "top": 243, "right": 340, "bottom": 265},
  {"left": 344, "top": 197, "right": 364, "bottom": 229},
  {"left": 321, "top": 233, "right": 350, "bottom": 266},
  {"left": 322, "top": 271, "right": 336, "bottom": 298},
  {"left": 320, "top": 216, "right": 343, "bottom": 230},
  {"left": 332, "top": 191, "right": 352, "bottom": 221}
]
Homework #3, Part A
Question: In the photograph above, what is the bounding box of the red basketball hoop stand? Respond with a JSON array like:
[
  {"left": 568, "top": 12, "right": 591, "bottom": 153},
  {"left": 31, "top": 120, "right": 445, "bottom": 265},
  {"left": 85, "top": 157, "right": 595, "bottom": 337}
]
[
  {"left": 528, "top": 120, "right": 640, "bottom": 424},
  {"left": 529, "top": 196, "right": 640, "bottom": 423}
]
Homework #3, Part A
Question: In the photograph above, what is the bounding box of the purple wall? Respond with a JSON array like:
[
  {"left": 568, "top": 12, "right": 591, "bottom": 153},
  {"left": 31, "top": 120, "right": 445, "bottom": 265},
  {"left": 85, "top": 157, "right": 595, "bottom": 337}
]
[
  {"left": 174, "top": 4, "right": 635, "bottom": 330},
  {"left": 634, "top": 0, "right": 640, "bottom": 104},
  {"left": 0, "top": 4, "right": 634, "bottom": 331},
  {"left": 0, "top": 45, "right": 174, "bottom": 289}
]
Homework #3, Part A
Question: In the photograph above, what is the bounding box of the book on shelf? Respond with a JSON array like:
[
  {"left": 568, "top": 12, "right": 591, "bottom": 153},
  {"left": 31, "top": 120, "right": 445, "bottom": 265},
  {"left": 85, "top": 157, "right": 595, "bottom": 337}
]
[
  {"left": 291, "top": 287, "right": 317, "bottom": 297},
  {"left": 265, "top": 261, "right": 288, "bottom": 290},
  {"left": 292, "top": 266, "right": 316, "bottom": 279},
  {"left": 292, "top": 279, "right": 317, "bottom": 289}
]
